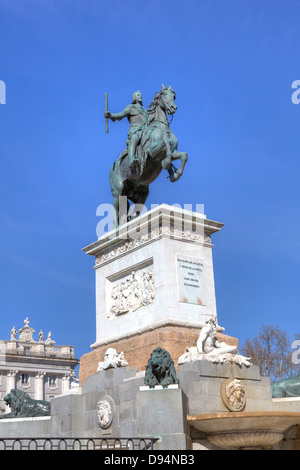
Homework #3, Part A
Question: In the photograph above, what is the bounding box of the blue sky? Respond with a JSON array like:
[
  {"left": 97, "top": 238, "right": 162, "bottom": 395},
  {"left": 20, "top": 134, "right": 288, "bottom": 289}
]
[{"left": 0, "top": 0, "right": 299, "bottom": 368}]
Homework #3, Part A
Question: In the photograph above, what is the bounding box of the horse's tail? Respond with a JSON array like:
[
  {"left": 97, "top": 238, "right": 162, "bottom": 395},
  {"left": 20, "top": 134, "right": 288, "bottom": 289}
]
[
  {"left": 109, "top": 149, "right": 128, "bottom": 197},
  {"left": 111, "top": 148, "right": 127, "bottom": 171}
]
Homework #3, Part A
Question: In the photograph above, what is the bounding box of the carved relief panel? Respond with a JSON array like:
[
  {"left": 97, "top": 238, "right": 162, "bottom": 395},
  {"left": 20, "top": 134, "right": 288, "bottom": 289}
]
[{"left": 106, "top": 263, "right": 155, "bottom": 320}]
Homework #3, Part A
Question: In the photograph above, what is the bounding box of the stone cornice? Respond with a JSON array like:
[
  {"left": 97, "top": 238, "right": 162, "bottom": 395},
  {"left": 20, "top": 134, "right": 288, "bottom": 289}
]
[
  {"left": 89, "top": 317, "right": 223, "bottom": 349},
  {"left": 83, "top": 204, "right": 224, "bottom": 267}
]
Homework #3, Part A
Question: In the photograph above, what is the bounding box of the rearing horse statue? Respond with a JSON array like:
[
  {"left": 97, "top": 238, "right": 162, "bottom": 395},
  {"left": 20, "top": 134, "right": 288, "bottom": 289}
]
[{"left": 108, "top": 86, "right": 188, "bottom": 227}]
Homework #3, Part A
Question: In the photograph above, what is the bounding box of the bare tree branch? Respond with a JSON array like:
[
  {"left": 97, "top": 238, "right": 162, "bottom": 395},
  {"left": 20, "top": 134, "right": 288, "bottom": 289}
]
[{"left": 240, "top": 325, "right": 298, "bottom": 383}]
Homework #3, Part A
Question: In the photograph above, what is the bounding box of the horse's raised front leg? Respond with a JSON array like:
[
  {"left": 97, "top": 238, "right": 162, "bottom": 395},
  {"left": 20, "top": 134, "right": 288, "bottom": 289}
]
[
  {"left": 161, "top": 134, "right": 173, "bottom": 170},
  {"left": 168, "top": 150, "right": 188, "bottom": 182},
  {"left": 148, "top": 127, "right": 171, "bottom": 169}
]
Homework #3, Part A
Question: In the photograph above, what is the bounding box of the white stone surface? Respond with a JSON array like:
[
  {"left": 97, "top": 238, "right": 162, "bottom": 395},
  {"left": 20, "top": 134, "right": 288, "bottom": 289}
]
[
  {"left": 139, "top": 384, "right": 179, "bottom": 391},
  {"left": 97, "top": 348, "right": 128, "bottom": 371},
  {"left": 272, "top": 397, "right": 300, "bottom": 412},
  {"left": 0, "top": 416, "right": 51, "bottom": 423},
  {"left": 178, "top": 317, "right": 252, "bottom": 367}
]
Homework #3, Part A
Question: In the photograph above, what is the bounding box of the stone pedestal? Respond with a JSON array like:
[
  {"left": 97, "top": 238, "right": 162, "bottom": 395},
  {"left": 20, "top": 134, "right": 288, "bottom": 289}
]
[
  {"left": 136, "top": 386, "right": 190, "bottom": 450},
  {"left": 177, "top": 361, "right": 273, "bottom": 416},
  {"left": 80, "top": 204, "right": 229, "bottom": 383}
]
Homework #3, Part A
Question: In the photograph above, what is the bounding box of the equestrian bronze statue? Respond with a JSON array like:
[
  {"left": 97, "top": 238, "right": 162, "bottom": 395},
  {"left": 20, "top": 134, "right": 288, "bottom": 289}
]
[{"left": 105, "top": 86, "right": 188, "bottom": 228}]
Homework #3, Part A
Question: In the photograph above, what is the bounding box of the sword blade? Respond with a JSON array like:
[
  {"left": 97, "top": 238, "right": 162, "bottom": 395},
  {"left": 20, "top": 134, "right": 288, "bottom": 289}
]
[{"left": 105, "top": 92, "right": 108, "bottom": 133}]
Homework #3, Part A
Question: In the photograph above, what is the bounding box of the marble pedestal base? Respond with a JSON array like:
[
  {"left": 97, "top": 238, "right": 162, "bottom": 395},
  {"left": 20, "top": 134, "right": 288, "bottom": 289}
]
[
  {"left": 79, "top": 325, "right": 238, "bottom": 384},
  {"left": 80, "top": 204, "right": 231, "bottom": 384}
]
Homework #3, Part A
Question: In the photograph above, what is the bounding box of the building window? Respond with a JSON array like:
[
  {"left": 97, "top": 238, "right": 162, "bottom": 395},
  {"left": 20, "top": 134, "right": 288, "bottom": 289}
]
[
  {"left": 49, "top": 375, "right": 57, "bottom": 387},
  {"left": 23, "top": 347, "right": 30, "bottom": 356},
  {"left": 21, "top": 374, "right": 29, "bottom": 385}
]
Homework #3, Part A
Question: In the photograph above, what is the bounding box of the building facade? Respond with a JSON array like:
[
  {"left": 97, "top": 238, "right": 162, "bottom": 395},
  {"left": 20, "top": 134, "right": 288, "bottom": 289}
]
[{"left": 0, "top": 318, "right": 79, "bottom": 414}]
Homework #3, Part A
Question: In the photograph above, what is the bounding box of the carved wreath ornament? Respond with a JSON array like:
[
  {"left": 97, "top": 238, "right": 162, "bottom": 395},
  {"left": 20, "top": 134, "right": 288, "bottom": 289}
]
[{"left": 108, "top": 267, "right": 154, "bottom": 319}]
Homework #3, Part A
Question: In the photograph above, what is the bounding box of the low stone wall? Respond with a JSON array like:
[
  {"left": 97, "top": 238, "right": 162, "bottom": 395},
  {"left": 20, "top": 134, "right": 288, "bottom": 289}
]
[
  {"left": 51, "top": 366, "right": 189, "bottom": 450},
  {"left": 0, "top": 416, "right": 51, "bottom": 439},
  {"left": 272, "top": 398, "right": 300, "bottom": 450},
  {"left": 1, "top": 364, "right": 299, "bottom": 450},
  {"left": 273, "top": 397, "right": 300, "bottom": 413},
  {"left": 178, "top": 361, "right": 273, "bottom": 415}
]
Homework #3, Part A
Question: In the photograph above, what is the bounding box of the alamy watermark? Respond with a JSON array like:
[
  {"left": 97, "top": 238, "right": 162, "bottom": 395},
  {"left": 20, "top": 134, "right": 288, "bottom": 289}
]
[
  {"left": 96, "top": 199, "right": 205, "bottom": 240},
  {"left": 291, "top": 80, "right": 300, "bottom": 105},
  {"left": 0, "top": 80, "right": 6, "bottom": 104},
  {"left": 292, "top": 335, "right": 300, "bottom": 365}
]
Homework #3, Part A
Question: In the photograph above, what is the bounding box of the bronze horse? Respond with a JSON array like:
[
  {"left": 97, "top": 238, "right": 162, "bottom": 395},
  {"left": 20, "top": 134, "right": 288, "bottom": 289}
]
[{"left": 109, "top": 86, "right": 188, "bottom": 227}]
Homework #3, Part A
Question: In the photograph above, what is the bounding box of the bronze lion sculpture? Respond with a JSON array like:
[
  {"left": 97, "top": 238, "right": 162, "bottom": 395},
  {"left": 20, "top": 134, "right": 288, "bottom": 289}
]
[
  {"left": 144, "top": 347, "right": 179, "bottom": 388},
  {"left": 271, "top": 370, "right": 300, "bottom": 398},
  {"left": 0, "top": 389, "right": 50, "bottom": 419}
]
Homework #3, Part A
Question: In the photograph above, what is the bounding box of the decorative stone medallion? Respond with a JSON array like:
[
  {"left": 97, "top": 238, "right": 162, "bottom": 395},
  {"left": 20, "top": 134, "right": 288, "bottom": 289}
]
[
  {"left": 97, "top": 396, "right": 114, "bottom": 429},
  {"left": 221, "top": 378, "right": 246, "bottom": 412}
]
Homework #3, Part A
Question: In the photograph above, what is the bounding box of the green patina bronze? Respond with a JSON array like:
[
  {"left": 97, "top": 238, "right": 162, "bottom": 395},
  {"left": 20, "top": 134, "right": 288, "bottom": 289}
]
[
  {"left": 0, "top": 389, "right": 51, "bottom": 419},
  {"left": 271, "top": 370, "right": 300, "bottom": 398},
  {"left": 105, "top": 86, "right": 188, "bottom": 227},
  {"left": 144, "top": 347, "right": 180, "bottom": 388}
]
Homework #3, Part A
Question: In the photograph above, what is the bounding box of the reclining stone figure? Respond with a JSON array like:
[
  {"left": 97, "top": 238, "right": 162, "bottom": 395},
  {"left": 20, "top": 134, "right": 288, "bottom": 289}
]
[
  {"left": 97, "top": 348, "right": 128, "bottom": 372},
  {"left": 178, "top": 317, "right": 252, "bottom": 367}
]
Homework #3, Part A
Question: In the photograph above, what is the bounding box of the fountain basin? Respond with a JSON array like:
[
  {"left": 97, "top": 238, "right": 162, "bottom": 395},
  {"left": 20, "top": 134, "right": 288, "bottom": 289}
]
[{"left": 188, "top": 411, "right": 300, "bottom": 449}]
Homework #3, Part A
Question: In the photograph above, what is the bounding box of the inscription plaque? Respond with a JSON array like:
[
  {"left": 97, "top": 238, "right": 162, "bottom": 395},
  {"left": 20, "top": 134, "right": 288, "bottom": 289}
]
[{"left": 177, "top": 255, "right": 205, "bottom": 305}]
